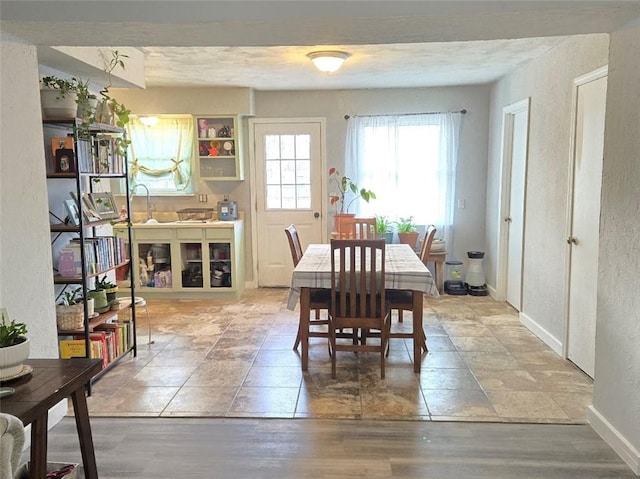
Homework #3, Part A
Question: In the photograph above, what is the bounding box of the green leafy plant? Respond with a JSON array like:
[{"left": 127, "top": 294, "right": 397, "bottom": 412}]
[
  {"left": 96, "top": 275, "right": 117, "bottom": 291},
  {"left": 98, "top": 50, "right": 131, "bottom": 155},
  {"left": 375, "top": 215, "right": 392, "bottom": 234},
  {"left": 328, "top": 167, "right": 376, "bottom": 214},
  {"left": 60, "top": 288, "right": 83, "bottom": 306},
  {"left": 396, "top": 216, "right": 417, "bottom": 233},
  {"left": 41, "top": 76, "right": 77, "bottom": 99},
  {"left": 0, "top": 311, "right": 28, "bottom": 347}
]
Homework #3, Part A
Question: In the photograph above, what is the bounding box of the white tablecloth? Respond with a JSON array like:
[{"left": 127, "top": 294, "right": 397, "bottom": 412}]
[{"left": 287, "top": 243, "right": 439, "bottom": 310}]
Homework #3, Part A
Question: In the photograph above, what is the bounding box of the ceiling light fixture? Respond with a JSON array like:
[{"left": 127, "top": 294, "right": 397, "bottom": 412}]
[
  {"left": 307, "top": 51, "right": 350, "bottom": 73},
  {"left": 139, "top": 116, "right": 159, "bottom": 127}
]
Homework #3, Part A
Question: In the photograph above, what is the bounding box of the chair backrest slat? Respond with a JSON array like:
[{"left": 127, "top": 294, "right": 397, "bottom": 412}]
[
  {"left": 284, "top": 224, "right": 304, "bottom": 266},
  {"left": 337, "top": 217, "right": 376, "bottom": 240},
  {"left": 330, "top": 239, "right": 386, "bottom": 320},
  {"left": 418, "top": 225, "right": 437, "bottom": 264}
]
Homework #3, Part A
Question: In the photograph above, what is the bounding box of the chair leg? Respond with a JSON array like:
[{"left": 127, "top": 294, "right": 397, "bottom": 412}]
[
  {"left": 293, "top": 324, "right": 302, "bottom": 351},
  {"left": 398, "top": 309, "right": 404, "bottom": 323},
  {"left": 330, "top": 325, "right": 337, "bottom": 379},
  {"left": 136, "top": 298, "right": 153, "bottom": 346}
]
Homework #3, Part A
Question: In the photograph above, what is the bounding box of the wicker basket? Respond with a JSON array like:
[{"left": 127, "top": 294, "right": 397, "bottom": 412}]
[{"left": 56, "top": 303, "right": 84, "bottom": 330}]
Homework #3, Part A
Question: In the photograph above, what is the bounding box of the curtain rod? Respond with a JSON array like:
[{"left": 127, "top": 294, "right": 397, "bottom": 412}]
[{"left": 344, "top": 109, "right": 467, "bottom": 120}]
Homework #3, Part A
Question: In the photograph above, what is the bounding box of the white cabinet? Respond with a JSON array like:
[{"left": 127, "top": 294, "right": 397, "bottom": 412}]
[
  {"left": 114, "top": 221, "right": 244, "bottom": 297},
  {"left": 195, "top": 115, "right": 244, "bottom": 181}
]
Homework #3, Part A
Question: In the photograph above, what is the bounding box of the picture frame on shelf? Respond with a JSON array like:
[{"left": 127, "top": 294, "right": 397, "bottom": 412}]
[
  {"left": 78, "top": 193, "right": 102, "bottom": 222},
  {"left": 88, "top": 192, "right": 119, "bottom": 220},
  {"left": 63, "top": 199, "right": 81, "bottom": 226},
  {"left": 51, "top": 136, "right": 75, "bottom": 173}
]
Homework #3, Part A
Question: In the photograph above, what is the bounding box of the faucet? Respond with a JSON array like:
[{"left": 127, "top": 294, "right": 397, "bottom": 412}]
[{"left": 129, "top": 184, "right": 152, "bottom": 222}]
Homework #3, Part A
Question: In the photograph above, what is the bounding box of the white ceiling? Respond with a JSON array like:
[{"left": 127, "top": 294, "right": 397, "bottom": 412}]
[
  {"left": 139, "top": 38, "right": 565, "bottom": 90},
  {"left": 2, "top": 1, "right": 639, "bottom": 91}
]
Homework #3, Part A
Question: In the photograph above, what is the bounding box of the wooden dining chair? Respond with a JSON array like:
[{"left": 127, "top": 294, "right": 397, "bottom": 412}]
[
  {"left": 386, "top": 225, "right": 437, "bottom": 354},
  {"left": 329, "top": 239, "right": 391, "bottom": 379},
  {"left": 285, "top": 225, "right": 331, "bottom": 351},
  {"left": 336, "top": 217, "right": 376, "bottom": 239}
]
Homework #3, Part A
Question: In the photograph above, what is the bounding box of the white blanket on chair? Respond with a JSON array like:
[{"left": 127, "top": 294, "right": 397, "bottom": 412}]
[{"left": 0, "top": 413, "right": 25, "bottom": 479}]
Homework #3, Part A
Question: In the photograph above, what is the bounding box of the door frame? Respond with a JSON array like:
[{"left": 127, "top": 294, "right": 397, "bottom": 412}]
[
  {"left": 496, "top": 98, "right": 530, "bottom": 305},
  {"left": 247, "top": 117, "right": 328, "bottom": 288},
  {"left": 562, "top": 65, "right": 608, "bottom": 360}
]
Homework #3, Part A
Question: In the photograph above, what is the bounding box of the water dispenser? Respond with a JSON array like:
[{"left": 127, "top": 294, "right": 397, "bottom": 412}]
[
  {"left": 444, "top": 260, "right": 467, "bottom": 295},
  {"left": 465, "top": 251, "right": 488, "bottom": 296}
]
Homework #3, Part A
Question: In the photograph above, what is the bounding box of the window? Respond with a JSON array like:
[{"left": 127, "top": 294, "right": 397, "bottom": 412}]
[
  {"left": 264, "top": 133, "right": 312, "bottom": 209},
  {"left": 126, "top": 115, "right": 195, "bottom": 195},
  {"left": 345, "top": 112, "right": 462, "bottom": 244}
]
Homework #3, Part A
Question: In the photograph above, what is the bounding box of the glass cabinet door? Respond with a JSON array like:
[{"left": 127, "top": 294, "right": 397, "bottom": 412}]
[
  {"left": 181, "top": 243, "right": 204, "bottom": 288},
  {"left": 137, "top": 242, "right": 173, "bottom": 289},
  {"left": 208, "top": 242, "right": 232, "bottom": 288}
]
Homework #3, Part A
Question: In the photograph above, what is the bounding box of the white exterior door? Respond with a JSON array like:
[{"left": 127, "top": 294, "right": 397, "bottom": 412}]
[
  {"left": 498, "top": 99, "right": 530, "bottom": 311},
  {"left": 566, "top": 70, "right": 607, "bottom": 378},
  {"left": 250, "top": 119, "right": 325, "bottom": 287}
]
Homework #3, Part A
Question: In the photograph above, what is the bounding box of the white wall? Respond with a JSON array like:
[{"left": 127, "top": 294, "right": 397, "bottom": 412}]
[
  {"left": 589, "top": 18, "right": 640, "bottom": 474},
  {"left": 255, "top": 86, "right": 491, "bottom": 263},
  {"left": 486, "top": 34, "right": 609, "bottom": 344},
  {"left": 108, "top": 85, "right": 491, "bottom": 279},
  {"left": 0, "top": 33, "right": 59, "bottom": 358}
]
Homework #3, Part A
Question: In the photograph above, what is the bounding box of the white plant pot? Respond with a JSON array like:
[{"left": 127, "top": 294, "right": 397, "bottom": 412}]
[
  {"left": 0, "top": 337, "right": 30, "bottom": 379},
  {"left": 76, "top": 96, "right": 99, "bottom": 119},
  {"left": 40, "top": 89, "right": 78, "bottom": 119}
]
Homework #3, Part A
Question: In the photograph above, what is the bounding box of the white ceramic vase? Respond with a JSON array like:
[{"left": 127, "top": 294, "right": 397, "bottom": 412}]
[{"left": 0, "top": 337, "right": 30, "bottom": 379}]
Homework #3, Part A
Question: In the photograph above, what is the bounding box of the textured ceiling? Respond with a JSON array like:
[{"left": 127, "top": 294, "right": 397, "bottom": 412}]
[
  {"left": 140, "top": 38, "right": 565, "bottom": 90},
  {"left": 2, "top": 1, "right": 639, "bottom": 91}
]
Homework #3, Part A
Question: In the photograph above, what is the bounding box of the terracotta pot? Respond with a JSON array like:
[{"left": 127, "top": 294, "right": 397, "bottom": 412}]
[
  {"left": 0, "top": 337, "right": 30, "bottom": 378},
  {"left": 333, "top": 213, "right": 355, "bottom": 235},
  {"left": 397, "top": 232, "right": 419, "bottom": 249}
]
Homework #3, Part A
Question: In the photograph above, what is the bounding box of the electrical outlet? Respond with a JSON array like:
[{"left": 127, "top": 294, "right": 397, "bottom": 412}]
[
  {"left": 457, "top": 199, "right": 466, "bottom": 209},
  {"left": 198, "top": 194, "right": 208, "bottom": 203}
]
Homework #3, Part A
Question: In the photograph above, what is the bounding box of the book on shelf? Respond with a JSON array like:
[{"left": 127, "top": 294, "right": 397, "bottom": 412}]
[
  {"left": 59, "top": 339, "right": 87, "bottom": 359},
  {"left": 95, "top": 322, "right": 121, "bottom": 358}
]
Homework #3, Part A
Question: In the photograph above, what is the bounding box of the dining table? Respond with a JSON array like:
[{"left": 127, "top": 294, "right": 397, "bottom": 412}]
[{"left": 287, "top": 243, "right": 439, "bottom": 373}]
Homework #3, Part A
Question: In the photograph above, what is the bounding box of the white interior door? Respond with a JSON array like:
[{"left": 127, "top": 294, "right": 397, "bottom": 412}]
[
  {"left": 499, "top": 99, "right": 530, "bottom": 311},
  {"left": 567, "top": 70, "right": 607, "bottom": 378},
  {"left": 251, "top": 119, "right": 325, "bottom": 287}
]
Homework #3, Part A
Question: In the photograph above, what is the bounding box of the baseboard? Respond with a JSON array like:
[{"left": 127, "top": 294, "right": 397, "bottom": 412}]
[
  {"left": 588, "top": 405, "right": 640, "bottom": 475},
  {"left": 22, "top": 400, "right": 67, "bottom": 450},
  {"left": 519, "top": 311, "right": 563, "bottom": 355},
  {"left": 486, "top": 284, "right": 497, "bottom": 299}
]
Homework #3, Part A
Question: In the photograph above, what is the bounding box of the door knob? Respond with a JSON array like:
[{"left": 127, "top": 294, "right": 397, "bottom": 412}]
[
  {"left": 314, "top": 212, "right": 320, "bottom": 218},
  {"left": 567, "top": 236, "right": 578, "bottom": 245},
  {"left": 504, "top": 217, "right": 512, "bottom": 223}
]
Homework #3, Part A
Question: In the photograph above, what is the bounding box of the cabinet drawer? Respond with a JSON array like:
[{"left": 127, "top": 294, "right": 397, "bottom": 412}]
[
  {"left": 176, "top": 228, "right": 203, "bottom": 240},
  {"left": 134, "top": 228, "right": 173, "bottom": 240},
  {"left": 205, "top": 228, "right": 232, "bottom": 240}
]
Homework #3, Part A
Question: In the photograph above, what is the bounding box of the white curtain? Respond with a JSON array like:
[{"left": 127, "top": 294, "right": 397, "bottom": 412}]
[
  {"left": 345, "top": 112, "right": 462, "bottom": 247},
  {"left": 127, "top": 116, "right": 194, "bottom": 193}
]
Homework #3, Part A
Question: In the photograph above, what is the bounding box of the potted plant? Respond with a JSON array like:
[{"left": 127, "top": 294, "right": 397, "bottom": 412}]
[
  {"left": 74, "top": 77, "right": 99, "bottom": 122},
  {"left": 396, "top": 216, "right": 419, "bottom": 249},
  {"left": 96, "top": 275, "right": 119, "bottom": 303},
  {"left": 94, "top": 50, "right": 131, "bottom": 159},
  {"left": 0, "top": 309, "right": 29, "bottom": 379},
  {"left": 328, "top": 167, "right": 376, "bottom": 234},
  {"left": 56, "top": 288, "right": 87, "bottom": 330},
  {"left": 375, "top": 215, "right": 394, "bottom": 244},
  {"left": 40, "top": 75, "right": 78, "bottom": 119}
]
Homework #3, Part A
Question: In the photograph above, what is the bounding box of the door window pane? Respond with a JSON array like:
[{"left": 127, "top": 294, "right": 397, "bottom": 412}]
[{"left": 263, "top": 133, "right": 312, "bottom": 210}]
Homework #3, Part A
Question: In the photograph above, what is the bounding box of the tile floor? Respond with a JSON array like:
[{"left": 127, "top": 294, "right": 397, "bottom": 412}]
[{"left": 79, "top": 288, "right": 593, "bottom": 423}]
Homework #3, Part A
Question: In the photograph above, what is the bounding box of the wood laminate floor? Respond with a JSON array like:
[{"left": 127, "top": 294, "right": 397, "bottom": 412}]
[
  {"left": 78, "top": 289, "right": 593, "bottom": 423},
  {"left": 45, "top": 417, "right": 637, "bottom": 478}
]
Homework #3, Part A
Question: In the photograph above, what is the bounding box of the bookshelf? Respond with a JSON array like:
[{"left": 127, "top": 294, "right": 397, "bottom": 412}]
[{"left": 44, "top": 118, "right": 137, "bottom": 388}]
